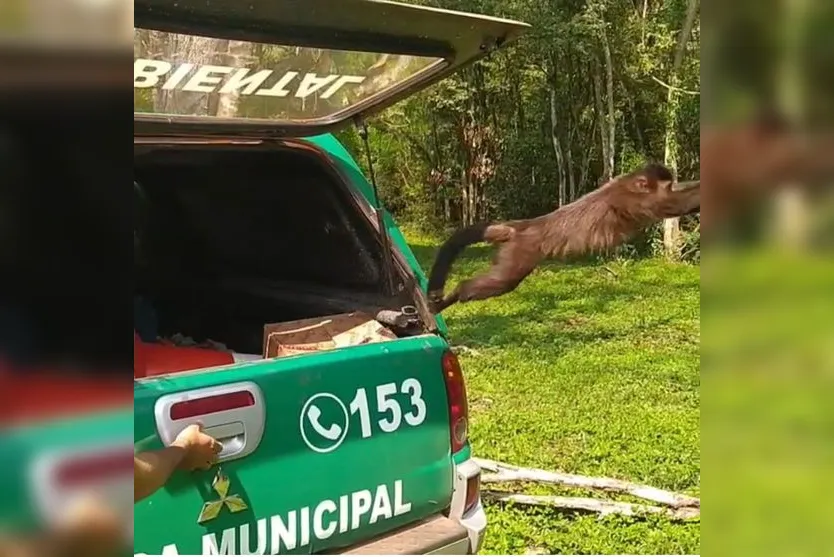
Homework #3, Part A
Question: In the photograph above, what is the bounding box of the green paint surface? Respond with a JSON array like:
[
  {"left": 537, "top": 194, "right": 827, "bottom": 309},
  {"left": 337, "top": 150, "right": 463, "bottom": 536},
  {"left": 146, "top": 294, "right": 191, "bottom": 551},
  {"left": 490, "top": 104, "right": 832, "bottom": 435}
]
[
  {"left": 131, "top": 134, "right": 462, "bottom": 554},
  {"left": 0, "top": 409, "right": 133, "bottom": 530},
  {"left": 134, "top": 335, "right": 455, "bottom": 555}
]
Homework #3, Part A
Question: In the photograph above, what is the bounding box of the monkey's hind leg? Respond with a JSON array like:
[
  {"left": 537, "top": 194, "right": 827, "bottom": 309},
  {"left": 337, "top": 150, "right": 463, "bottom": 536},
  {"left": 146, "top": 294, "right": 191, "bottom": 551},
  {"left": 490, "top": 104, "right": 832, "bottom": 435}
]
[
  {"left": 428, "top": 224, "right": 516, "bottom": 311},
  {"left": 431, "top": 269, "right": 523, "bottom": 313},
  {"left": 429, "top": 234, "right": 537, "bottom": 313},
  {"left": 457, "top": 273, "right": 522, "bottom": 303},
  {"left": 455, "top": 240, "right": 539, "bottom": 305}
]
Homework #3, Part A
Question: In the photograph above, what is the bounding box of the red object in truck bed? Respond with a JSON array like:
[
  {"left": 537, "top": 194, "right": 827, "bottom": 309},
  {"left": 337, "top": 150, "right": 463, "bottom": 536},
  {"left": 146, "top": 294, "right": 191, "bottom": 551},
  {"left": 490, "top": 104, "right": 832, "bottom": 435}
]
[
  {"left": 1, "top": 368, "right": 130, "bottom": 425},
  {"left": 134, "top": 333, "right": 235, "bottom": 378}
]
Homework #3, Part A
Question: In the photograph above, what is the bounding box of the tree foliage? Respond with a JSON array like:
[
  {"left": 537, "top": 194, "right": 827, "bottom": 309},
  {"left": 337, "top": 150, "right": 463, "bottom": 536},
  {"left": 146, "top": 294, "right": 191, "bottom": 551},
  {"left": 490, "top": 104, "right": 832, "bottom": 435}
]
[{"left": 337, "top": 0, "right": 701, "bottom": 260}]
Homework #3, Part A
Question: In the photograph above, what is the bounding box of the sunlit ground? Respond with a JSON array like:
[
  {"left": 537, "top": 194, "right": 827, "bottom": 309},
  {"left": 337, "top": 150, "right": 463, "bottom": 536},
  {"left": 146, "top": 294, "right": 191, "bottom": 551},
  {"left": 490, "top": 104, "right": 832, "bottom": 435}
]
[
  {"left": 702, "top": 245, "right": 834, "bottom": 557},
  {"left": 408, "top": 229, "right": 701, "bottom": 554}
]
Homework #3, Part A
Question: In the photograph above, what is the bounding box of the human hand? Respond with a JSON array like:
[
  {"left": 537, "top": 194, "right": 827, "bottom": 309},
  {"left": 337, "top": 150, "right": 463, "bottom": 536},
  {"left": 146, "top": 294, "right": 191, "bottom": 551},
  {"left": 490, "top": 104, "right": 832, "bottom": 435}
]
[
  {"left": 53, "top": 493, "right": 125, "bottom": 557},
  {"left": 172, "top": 423, "right": 222, "bottom": 471}
]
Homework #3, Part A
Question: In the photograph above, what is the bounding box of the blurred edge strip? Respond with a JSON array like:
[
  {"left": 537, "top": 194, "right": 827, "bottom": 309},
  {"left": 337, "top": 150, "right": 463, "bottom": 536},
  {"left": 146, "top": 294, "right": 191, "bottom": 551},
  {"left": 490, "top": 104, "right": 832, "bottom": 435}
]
[{"left": 0, "top": 44, "right": 127, "bottom": 91}]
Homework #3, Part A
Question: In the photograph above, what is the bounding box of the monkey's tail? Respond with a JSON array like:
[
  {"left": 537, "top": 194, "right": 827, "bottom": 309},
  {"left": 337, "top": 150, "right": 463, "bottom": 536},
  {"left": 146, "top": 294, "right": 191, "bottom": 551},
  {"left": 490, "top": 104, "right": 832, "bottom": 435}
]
[{"left": 427, "top": 222, "right": 492, "bottom": 299}]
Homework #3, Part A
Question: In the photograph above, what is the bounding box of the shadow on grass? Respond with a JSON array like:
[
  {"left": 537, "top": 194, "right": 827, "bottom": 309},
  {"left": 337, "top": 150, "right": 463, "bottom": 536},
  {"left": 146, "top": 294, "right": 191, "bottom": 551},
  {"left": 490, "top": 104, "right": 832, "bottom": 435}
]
[
  {"left": 444, "top": 291, "right": 681, "bottom": 352},
  {"left": 409, "top": 240, "right": 697, "bottom": 352}
]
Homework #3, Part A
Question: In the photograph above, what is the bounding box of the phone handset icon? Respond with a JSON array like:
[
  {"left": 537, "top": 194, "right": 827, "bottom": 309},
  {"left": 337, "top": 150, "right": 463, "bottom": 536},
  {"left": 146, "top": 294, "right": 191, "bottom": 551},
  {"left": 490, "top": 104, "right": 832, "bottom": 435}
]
[{"left": 306, "top": 404, "right": 343, "bottom": 441}]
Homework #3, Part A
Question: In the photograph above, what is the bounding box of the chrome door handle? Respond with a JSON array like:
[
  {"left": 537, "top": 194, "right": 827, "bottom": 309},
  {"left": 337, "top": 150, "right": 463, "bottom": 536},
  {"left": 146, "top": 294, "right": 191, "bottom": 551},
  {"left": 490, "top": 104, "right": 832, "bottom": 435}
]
[{"left": 154, "top": 381, "right": 266, "bottom": 464}]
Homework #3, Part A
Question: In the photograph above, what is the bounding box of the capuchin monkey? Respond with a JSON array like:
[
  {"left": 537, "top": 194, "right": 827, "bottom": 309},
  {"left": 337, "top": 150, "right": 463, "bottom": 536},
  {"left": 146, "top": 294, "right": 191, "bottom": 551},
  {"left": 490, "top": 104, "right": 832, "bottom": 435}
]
[{"left": 427, "top": 163, "right": 700, "bottom": 313}]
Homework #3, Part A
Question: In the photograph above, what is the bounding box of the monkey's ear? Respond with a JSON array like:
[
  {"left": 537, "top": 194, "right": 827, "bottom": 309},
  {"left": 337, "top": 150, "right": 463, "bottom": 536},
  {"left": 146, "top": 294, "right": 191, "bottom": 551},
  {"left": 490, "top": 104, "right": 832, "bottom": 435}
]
[{"left": 632, "top": 175, "right": 655, "bottom": 192}]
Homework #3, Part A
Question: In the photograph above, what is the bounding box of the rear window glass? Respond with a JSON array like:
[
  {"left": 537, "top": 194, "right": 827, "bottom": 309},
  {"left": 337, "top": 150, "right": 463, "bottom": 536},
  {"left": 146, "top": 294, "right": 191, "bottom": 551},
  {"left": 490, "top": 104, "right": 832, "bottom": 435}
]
[{"left": 133, "top": 29, "right": 443, "bottom": 122}]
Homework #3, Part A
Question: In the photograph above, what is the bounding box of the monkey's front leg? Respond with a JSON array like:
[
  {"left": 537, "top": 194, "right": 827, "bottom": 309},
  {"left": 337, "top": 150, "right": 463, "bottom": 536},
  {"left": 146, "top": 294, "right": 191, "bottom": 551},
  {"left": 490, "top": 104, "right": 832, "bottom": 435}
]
[
  {"left": 429, "top": 286, "right": 460, "bottom": 313},
  {"left": 429, "top": 288, "right": 459, "bottom": 313}
]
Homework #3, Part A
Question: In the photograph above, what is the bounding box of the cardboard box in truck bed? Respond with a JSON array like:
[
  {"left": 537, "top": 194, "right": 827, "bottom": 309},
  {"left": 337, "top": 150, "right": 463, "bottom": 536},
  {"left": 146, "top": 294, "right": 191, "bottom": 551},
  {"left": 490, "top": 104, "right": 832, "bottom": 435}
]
[{"left": 263, "top": 312, "right": 396, "bottom": 358}]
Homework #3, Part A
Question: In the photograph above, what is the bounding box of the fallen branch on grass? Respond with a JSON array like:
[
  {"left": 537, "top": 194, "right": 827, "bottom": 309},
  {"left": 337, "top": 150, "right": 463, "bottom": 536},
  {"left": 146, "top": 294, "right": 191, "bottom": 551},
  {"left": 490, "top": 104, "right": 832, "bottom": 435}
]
[
  {"left": 475, "top": 458, "right": 699, "bottom": 509},
  {"left": 482, "top": 491, "right": 700, "bottom": 521},
  {"left": 452, "top": 345, "right": 482, "bottom": 356}
]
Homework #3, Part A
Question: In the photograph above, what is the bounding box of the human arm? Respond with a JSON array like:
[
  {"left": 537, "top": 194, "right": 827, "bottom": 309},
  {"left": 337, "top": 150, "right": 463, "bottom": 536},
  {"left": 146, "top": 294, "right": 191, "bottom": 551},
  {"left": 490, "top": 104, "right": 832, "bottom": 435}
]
[
  {"left": 134, "top": 423, "right": 222, "bottom": 503},
  {"left": 134, "top": 445, "right": 187, "bottom": 503}
]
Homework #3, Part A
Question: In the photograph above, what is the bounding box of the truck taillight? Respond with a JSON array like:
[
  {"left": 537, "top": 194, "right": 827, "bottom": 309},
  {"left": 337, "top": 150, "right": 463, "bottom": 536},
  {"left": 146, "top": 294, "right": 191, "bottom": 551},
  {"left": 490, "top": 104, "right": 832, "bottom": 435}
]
[
  {"left": 56, "top": 449, "right": 134, "bottom": 487},
  {"left": 464, "top": 472, "right": 481, "bottom": 515},
  {"left": 442, "top": 350, "right": 469, "bottom": 454}
]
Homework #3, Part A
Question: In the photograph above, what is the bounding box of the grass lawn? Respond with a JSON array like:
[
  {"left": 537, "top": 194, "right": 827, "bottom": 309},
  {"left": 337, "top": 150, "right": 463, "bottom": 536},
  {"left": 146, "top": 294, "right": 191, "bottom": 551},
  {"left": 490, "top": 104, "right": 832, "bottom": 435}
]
[{"left": 405, "top": 230, "right": 700, "bottom": 555}]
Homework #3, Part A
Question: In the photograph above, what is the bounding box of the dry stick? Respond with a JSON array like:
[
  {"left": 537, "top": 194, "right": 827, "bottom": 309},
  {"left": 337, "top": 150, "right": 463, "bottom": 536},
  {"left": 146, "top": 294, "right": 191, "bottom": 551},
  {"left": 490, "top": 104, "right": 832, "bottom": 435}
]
[
  {"left": 452, "top": 345, "right": 482, "bottom": 356},
  {"left": 482, "top": 491, "right": 700, "bottom": 521},
  {"left": 475, "top": 458, "right": 699, "bottom": 509}
]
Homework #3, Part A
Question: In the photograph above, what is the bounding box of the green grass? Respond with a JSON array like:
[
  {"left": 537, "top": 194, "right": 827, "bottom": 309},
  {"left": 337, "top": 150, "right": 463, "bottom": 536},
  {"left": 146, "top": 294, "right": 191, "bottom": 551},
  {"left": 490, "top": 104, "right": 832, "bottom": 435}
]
[{"left": 405, "top": 230, "right": 700, "bottom": 555}]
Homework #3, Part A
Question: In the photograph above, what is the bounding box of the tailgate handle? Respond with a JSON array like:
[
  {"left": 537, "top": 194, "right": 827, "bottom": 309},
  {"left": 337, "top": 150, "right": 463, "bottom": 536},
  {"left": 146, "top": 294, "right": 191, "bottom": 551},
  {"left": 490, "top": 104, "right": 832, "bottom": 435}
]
[
  {"left": 31, "top": 443, "right": 135, "bottom": 541},
  {"left": 153, "top": 381, "right": 266, "bottom": 464}
]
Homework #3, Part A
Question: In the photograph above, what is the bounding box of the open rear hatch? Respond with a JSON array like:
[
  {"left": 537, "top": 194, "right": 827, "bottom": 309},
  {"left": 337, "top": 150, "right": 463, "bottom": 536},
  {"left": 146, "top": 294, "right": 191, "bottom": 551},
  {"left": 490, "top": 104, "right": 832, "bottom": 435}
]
[
  {"left": 133, "top": 4, "right": 528, "bottom": 554},
  {"left": 134, "top": 0, "right": 529, "bottom": 137}
]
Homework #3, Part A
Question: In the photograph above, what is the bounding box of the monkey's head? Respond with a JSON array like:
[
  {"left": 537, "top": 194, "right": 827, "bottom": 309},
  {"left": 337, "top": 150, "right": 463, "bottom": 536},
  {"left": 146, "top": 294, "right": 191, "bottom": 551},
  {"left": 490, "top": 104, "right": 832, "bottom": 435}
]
[{"left": 604, "top": 163, "right": 700, "bottom": 222}]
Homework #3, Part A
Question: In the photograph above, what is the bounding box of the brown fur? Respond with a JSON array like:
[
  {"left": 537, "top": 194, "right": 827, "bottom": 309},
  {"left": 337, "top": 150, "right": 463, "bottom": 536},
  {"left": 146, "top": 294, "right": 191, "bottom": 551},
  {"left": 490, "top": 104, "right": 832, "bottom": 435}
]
[
  {"left": 427, "top": 163, "right": 700, "bottom": 313},
  {"left": 700, "top": 112, "right": 834, "bottom": 234}
]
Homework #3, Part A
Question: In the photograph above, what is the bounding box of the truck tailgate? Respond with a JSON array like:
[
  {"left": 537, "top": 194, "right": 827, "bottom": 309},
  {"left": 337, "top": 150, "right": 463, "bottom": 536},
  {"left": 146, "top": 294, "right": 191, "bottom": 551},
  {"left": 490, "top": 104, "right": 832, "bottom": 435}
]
[{"left": 134, "top": 334, "right": 454, "bottom": 556}]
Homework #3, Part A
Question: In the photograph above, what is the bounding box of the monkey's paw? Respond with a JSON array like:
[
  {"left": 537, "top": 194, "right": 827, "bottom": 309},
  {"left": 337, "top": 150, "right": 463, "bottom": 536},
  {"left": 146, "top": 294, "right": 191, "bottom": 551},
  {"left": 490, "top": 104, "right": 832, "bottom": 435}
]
[{"left": 427, "top": 290, "right": 443, "bottom": 313}]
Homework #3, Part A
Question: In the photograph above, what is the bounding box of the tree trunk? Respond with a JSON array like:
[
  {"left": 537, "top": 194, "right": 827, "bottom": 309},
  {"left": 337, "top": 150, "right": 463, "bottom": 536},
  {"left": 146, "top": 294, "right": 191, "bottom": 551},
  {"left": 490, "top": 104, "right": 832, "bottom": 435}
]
[
  {"left": 461, "top": 166, "right": 471, "bottom": 226},
  {"left": 566, "top": 143, "right": 576, "bottom": 203},
  {"left": 579, "top": 111, "right": 597, "bottom": 194},
  {"left": 468, "top": 173, "right": 477, "bottom": 226},
  {"left": 773, "top": 0, "right": 809, "bottom": 249},
  {"left": 564, "top": 51, "right": 579, "bottom": 202},
  {"left": 550, "top": 86, "right": 567, "bottom": 206},
  {"left": 146, "top": 33, "right": 218, "bottom": 115},
  {"left": 662, "top": 0, "right": 699, "bottom": 259},
  {"left": 214, "top": 40, "right": 253, "bottom": 118},
  {"left": 601, "top": 24, "right": 616, "bottom": 179},
  {"left": 593, "top": 61, "right": 611, "bottom": 181}
]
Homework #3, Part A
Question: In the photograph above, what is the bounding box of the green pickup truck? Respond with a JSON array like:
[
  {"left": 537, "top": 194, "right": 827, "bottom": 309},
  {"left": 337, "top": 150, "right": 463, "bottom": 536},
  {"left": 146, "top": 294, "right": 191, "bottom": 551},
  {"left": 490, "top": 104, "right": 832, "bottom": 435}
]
[{"left": 131, "top": 1, "right": 529, "bottom": 554}]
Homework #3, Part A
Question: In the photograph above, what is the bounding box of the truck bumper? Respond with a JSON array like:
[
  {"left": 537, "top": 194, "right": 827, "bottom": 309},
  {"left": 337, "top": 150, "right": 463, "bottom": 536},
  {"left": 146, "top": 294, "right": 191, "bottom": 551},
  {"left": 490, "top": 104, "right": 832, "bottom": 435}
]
[
  {"left": 336, "top": 515, "right": 470, "bottom": 555},
  {"left": 449, "top": 458, "right": 487, "bottom": 553},
  {"left": 337, "top": 457, "right": 487, "bottom": 555}
]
